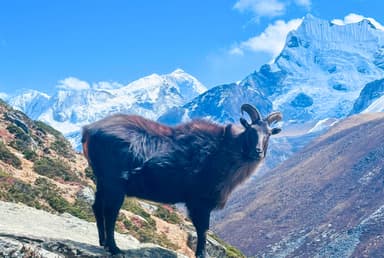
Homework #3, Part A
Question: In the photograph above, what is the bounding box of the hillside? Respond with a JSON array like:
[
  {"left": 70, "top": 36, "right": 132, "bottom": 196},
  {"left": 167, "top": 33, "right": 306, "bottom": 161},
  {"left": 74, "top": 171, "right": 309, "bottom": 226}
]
[
  {"left": 0, "top": 99, "right": 243, "bottom": 258},
  {"left": 213, "top": 112, "right": 384, "bottom": 257}
]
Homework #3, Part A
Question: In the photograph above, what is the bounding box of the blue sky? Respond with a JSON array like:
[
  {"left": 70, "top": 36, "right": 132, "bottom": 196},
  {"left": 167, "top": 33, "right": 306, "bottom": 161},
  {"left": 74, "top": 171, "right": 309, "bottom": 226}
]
[{"left": 1, "top": 0, "right": 383, "bottom": 96}]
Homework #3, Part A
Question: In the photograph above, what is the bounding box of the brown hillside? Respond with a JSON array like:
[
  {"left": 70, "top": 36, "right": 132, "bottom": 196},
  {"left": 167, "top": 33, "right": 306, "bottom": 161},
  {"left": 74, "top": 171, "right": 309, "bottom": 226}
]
[{"left": 213, "top": 113, "right": 384, "bottom": 257}]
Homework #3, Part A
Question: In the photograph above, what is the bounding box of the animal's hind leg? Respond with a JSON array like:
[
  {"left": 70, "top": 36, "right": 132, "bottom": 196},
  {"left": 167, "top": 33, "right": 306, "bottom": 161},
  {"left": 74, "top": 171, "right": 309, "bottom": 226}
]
[
  {"left": 93, "top": 185, "right": 106, "bottom": 247},
  {"left": 104, "top": 187, "right": 125, "bottom": 254}
]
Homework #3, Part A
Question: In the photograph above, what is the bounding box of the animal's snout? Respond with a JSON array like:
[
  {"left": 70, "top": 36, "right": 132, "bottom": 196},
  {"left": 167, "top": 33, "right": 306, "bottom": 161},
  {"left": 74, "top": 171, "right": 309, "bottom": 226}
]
[{"left": 255, "top": 148, "right": 263, "bottom": 154}]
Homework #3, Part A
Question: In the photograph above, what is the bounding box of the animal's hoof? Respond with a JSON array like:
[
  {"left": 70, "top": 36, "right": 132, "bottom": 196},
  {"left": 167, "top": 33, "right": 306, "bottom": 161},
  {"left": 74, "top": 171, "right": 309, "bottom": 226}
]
[
  {"left": 196, "top": 251, "right": 208, "bottom": 258},
  {"left": 105, "top": 245, "right": 122, "bottom": 255}
]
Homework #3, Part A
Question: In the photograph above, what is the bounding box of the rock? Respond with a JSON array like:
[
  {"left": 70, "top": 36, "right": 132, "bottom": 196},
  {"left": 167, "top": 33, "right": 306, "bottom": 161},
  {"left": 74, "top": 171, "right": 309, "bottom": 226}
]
[
  {"left": 76, "top": 186, "right": 95, "bottom": 205},
  {"left": 186, "top": 229, "right": 227, "bottom": 258},
  {"left": 0, "top": 201, "right": 187, "bottom": 258}
]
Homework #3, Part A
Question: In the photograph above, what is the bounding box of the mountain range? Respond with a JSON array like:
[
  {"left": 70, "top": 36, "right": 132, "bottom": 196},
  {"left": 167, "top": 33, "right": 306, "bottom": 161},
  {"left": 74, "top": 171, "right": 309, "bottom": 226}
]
[
  {"left": 6, "top": 69, "right": 206, "bottom": 148},
  {"left": 4, "top": 14, "right": 384, "bottom": 149}
]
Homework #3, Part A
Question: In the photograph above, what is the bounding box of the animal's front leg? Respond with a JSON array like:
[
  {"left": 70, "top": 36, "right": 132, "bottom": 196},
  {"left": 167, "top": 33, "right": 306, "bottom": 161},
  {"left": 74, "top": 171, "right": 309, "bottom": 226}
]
[{"left": 188, "top": 203, "right": 211, "bottom": 258}]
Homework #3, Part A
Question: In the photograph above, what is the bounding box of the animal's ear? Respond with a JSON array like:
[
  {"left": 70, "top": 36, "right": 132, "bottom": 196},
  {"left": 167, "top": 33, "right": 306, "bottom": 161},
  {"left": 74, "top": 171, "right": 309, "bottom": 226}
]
[
  {"left": 271, "top": 128, "right": 282, "bottom": 135},
  {"left": 240, "top": 117, "right": 250, "bottom": 128}
]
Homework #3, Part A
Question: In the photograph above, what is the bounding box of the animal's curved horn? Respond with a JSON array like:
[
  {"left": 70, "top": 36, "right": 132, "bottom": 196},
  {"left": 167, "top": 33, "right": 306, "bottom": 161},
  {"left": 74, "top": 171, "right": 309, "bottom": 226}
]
[
  {"left": 241, "top": 104, "right": 262, "bottom": 124},
  {"left": 266, "top": 112, "right": 283, "bottom": 125}
]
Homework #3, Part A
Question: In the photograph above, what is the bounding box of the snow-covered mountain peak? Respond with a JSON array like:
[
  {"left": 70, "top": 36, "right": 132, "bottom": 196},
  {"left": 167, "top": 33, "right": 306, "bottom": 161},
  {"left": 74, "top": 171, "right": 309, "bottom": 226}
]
[
  {"left": 8, "top": 70, "right": 207, "bottom": 148},
  {"left": 266, "top": 15, "right": 384, "bottom": 123}
]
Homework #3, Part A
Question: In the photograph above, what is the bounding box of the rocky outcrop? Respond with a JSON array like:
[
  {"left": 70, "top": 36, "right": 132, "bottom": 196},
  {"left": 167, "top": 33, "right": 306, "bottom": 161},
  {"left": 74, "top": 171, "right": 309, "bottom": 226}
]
[
  {"left": 0, "top": 201, "right": 186, "bottom": 258},
  {"left": 351, "top": 78, "right": 384, "bottom": 114}
]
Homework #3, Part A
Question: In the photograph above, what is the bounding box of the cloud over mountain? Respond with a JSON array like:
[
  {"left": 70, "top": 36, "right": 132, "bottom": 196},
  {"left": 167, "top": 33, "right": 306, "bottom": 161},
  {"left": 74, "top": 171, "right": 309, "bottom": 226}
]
[{"left": 230, "top": 18, "right": 303, "bottom": 59}]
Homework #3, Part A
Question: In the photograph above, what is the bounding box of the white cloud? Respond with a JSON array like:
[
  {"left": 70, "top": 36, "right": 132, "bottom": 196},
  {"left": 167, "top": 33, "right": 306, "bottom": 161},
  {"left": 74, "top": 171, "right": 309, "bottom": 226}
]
[
  {"left": 234, "top": 0, "right": 285, "bottom": 19},
  {"left": 56, "top": 77, "right": 90, "bottom": 91},
  {"left": 332, "top": 13, "right": 384, "bottom": 31},
  {"left": 233, "top": 0, "right": 311, "bottom": 19},
  {"left": 92, "top": 81, "right": 123, "bottom": 90},
  {"left": 294, "top": 0, "right": 311, "bottom": 8},
  {"left": 230, "top": 18, "right": 303, "bottom": 59}
]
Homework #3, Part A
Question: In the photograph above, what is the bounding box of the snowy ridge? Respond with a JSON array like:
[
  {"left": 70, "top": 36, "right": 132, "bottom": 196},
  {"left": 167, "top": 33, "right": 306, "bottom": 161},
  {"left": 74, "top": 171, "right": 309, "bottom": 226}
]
[
  {"left": 7, "top": 15, "right": 384, "bottom": 150},
  {"left": 268, "top": 14, "right": 384, "bottom": 123},
  {"left": 7, "top": 69, "right": 206, "bottom": 147}
]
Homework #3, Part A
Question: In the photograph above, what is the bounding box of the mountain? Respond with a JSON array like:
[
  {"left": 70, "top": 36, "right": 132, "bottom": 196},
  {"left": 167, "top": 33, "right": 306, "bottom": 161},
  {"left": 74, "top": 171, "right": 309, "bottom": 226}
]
[
  {"left": 351, "top": 78, "right": 384, "bottom": 113},
  {"left": 0, "top": 100, "right": 243, "bottom": 258},
  {"left": 7, "top": 69, "right": 206, "bottom": 148},
  {"left": 161, "top": 14, "right": 384, "bottom": 128},
  {"left": 8, "top": 15, "right": 384, "bottom": 145},
  {"left": 212, "top": 113, "right": 384, "bottom": 257},
  {"left": 158, "top": 81, "right": 273, "bottom": 125},
  {"left": 271, "top": 14, "right": 384, "bottom": 122}
]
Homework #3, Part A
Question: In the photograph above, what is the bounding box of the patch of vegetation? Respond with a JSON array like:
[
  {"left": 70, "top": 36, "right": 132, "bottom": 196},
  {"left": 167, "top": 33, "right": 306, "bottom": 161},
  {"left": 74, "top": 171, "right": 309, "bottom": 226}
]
[
  {"left": 34, "top": 121, "right": 63, "bottom": 139},
  {"left": 121, "top": 198, "right": 155, "bottom": 226},
  {"left": 154, "top": 205, "right": 182, "bottom": 224},
  {"left": 208, "top": 233, "right": 246, "bottom": 258},
  {"left": 118, "top": 198, "right": 180, "bottom": 250},
  {"left": 84, "top": 166, "right": 96, "bottom": 183},
  {"left": 7, "top": 124, "right": 36, "bottom": 158},
  {"left": 22, "top": 149, "right": 38, "bottom": 161},
  {"left": 0, "top": 141, "right": 22, "bottom": 169},
  {"left": 34, "top": 177, "right": 94, "bottom": 221},
  {"left": 0, "top": 175, "right": 42, "bottom": 209},
  {"left": 6, "top": 123, "right": 25, "bottom": 135},
  {"left": 0, "top": 169, "right": 9, "bottom": 178},
  {"left": 51, "top": 139, "right": 74, "bottom": 159},
  {"left": 33, "top": 157, "right": 80, "bottom": 182},
  {"left": 119, "top": 214, "right": 178, "bottom": 251},
  {"left": 0, "top": 176, "right": 94, "bottom": 221}
]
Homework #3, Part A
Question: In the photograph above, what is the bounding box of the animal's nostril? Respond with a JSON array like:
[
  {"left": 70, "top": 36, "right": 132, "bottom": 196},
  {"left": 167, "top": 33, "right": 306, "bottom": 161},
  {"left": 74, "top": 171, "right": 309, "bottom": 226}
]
[{"left": 256, "top": 148, "right": 263, "bottom": 153}]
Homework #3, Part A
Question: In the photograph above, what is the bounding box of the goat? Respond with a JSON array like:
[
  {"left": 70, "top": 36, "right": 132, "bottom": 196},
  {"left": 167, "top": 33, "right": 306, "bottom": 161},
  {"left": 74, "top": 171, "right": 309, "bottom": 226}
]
[{"left": 82, "top": 104, "right": 282, "bottom": 258}]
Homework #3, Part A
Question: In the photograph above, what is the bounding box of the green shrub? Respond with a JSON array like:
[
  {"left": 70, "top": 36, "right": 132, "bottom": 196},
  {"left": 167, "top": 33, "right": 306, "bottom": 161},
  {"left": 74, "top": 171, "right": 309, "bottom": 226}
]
[
  {"left": 121, "top": 198, "right": 155, "bottom": 226},
  {"left": 84, "top": 166, "right": 96, "bottom": 183},
  {"left": 51, "top": 139, "right": 74, "bottom": 159},
  {"left": 34, "top": 177, "right": 94, "bottom": 220},
  {"left": 33, "top": 157, "right": 79, "bottom": 182},
  {"left": 34, "top": 121, "right": 62, "bottom": 138},
  {"left": 208, "top": 233, "right": 246, "bottom": 258},
  {"left": 0, "top": 179, "right": 41, "bottom": 209},
  {"left": 7, "top": 124, "right": 32, "bottom": 152},
  {"left": 154, "top": 205, "right": 182, "bottom": 224},
  {"left": 6, "top": 124, "right": 25, "bottom": 135},
  {"left": 119, "top": 215, "right": 178, "bottom": 250},
  {"left": 0, "top": 141, "right": 22, "bottom": 169},
  {"left": 23, "top": 149, "right": 38, "bottom": 161}
]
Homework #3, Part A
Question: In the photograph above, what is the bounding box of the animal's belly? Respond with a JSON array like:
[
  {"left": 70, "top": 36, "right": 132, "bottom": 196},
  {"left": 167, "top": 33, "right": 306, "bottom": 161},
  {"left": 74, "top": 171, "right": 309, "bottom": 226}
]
[{"left": 124, "top": 172, "right": 187, "bottom": 204}]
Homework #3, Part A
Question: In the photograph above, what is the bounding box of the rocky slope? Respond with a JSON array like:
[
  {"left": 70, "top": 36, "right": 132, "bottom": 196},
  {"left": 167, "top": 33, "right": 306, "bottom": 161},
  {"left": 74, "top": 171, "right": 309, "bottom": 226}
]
[
  {"left": 213, "top": 113, "right": 384, "bottom": 257},
  {"left": 0, "top": 99, "right": 243, "bottom": 258},
  {"left": 351, "top": 78, "right": 384, "bottom": 113}
]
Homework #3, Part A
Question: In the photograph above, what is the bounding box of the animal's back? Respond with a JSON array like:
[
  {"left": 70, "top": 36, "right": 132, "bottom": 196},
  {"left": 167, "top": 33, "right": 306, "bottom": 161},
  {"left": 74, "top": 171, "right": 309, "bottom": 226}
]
[{"left": 82, "top": 114, "right": 174, "bottom": 178}]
